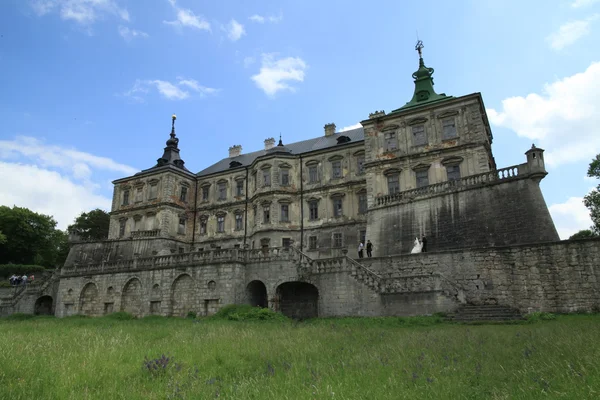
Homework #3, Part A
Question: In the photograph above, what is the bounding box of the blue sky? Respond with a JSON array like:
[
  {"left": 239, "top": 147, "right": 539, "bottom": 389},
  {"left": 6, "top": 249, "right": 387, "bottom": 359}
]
[{"left": 1, "top": 0, "right": 599, "bottom": 238}]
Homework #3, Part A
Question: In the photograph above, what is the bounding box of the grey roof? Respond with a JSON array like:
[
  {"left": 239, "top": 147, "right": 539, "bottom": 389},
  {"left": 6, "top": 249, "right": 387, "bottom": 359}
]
[{"left": 197, "top": 127, "right": 365, "bottom": 177}]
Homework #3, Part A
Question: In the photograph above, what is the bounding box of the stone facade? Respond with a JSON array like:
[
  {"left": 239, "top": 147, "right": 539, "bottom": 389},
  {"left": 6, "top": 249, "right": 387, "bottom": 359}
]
[{"left": 3, "top": 49, "right": 596, "bottom": 320}]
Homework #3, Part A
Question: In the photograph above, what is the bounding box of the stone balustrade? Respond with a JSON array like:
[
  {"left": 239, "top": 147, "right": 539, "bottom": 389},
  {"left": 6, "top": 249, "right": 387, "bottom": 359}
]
[
  {"left": 131, "top": 229, "right": 161, "bottom": 238},
  {"left": 376, "top": 164, "right": 525, "bottom": 207}
]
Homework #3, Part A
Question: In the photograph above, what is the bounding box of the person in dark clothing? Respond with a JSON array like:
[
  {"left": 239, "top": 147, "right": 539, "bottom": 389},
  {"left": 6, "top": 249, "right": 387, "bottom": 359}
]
[
  {"left": 421, "top": 235, "right": 428, "bottom": 253},
  {"left": 366, "top": 240, "right": 373, "bottom": 258},
  {"left": 358, "top": 242, "right": 364, "bottom": 258}
]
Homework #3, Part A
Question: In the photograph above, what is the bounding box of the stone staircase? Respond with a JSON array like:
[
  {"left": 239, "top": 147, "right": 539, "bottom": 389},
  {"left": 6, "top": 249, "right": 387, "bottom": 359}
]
[{"left": 445, "top": 304, "right": 525, "bottom": 322}]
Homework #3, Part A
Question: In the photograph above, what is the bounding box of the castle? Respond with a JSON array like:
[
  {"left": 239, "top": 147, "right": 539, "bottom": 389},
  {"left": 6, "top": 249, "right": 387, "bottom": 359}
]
[{"left": 3, "top": 45, "right": 600, "bottom": 319}]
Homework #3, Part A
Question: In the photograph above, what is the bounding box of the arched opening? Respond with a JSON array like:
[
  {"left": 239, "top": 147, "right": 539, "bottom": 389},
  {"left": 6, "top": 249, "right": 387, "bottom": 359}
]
[
  {"left": 171, "top": 274, "right": 197, "bottom": 317},
  {"left": 79, "top": 282, "right": 99, "bottom": 316},
  {"left": 34, "top": 295, "right": 53, "bottom": 315},
  {"left": 121, "top": 278, "right": 143, "bottom": 317},
  {"left": 246, "top": 280, "right": 268, "bottom": 308},
  {"left": 276, "top": 282, "right": 319, "bottom": 319}
]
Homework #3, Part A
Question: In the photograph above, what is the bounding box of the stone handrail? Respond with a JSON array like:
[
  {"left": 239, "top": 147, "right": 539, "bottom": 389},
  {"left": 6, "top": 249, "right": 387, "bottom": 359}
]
[
  {"left": 131, "top": 229, "right": 160, "bottom": 238},
  {"left": 376, "top": 164, "right": 524, "bottom": 206},
  {"left": 345, "top": 256, "right": 382, "bottom": 280}
]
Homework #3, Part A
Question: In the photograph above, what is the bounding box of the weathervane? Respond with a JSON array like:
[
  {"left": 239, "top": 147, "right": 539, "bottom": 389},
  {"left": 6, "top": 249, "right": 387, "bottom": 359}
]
[
  {"left": 415, "top": 40, "right": 424, "bottom": 58},
  {"left": 171, "top": 114, "right": 177, "bottom": 135}
]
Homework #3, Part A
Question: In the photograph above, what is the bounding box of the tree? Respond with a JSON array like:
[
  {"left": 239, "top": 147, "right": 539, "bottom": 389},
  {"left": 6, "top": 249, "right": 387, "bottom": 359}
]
[
  {"left": 569, "top": 229, "right": 599, "bottom": 240},
  {"left": 584, "top": 154, "right": 600, "bottom": 234},
  {"left": 0, "top": 231, "right": 6, "bottom": 245},
  {"left": 0, "top": 206, "right": 64, "bottom": 267},
  {"left": 67, "top": 209, "right": 110, "bottom": 241}
]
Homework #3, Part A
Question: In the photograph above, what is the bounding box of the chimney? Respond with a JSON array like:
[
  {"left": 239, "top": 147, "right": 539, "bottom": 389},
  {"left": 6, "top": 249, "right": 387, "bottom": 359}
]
[
  {"left": 229, "top": 145, "right": 242, "bottom": 158},
  {"left": 324, "top": 123, "right": 336, "bottom": 137},
  {"left": 264, "top": 138, "right": 275, "bottom": 150}
]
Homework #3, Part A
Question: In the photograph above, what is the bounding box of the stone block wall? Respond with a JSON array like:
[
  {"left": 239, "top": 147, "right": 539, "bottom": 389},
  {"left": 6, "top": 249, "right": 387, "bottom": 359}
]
[{"left": 367, "top": 176, "right": 559, "bottom": 256}]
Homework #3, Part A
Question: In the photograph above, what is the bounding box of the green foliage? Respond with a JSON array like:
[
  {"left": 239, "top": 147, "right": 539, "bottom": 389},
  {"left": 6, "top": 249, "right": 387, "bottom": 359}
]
[
  {"left": 186, "top": 311, "right": 197, "bottom": 319},
  {"left": 0, "top": 231, "right": 6, "bottom": 245},
  {"left": 526, "top": 312, "right": 557, "bottom": 323},
  {"left": 1, "top": 314, "right": 599, "bottom": 399},
  {"left": 0, "top": 206, "right": 68, "bottom": 268},
  {"left": 102, "top": 312, "right": 135, "bottom": 320},
  {"left": 211, "top": 304, "right": 289, "bottom": 321},
  {"left": 584, "top": 154, "right": 600, "bottom": 234},
  {"left": 0, "top": 264, "right": 46, "bottom": 279},
  {"left": 67, "top": 209, "right": 110, "bottom": 241},
  {"left": 3, "top": 313, "right": 36, "bottom": 321},
  {"left": 569, "top": 229, "right": 599, "bottom": 240}
]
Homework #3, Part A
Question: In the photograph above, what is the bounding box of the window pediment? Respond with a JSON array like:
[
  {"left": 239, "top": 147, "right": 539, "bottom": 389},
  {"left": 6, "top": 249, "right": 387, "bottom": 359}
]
[
  {"left": 179, "top": 181, "right": 191, "bottom": 187},
  {"left": 260, "top": 164, "right": 272, "bottom": 170},
  {"left": 200, "top": 182, "right": 211, "bottom": 188},
  {"left": 407, "top": 117, "right": 428, "bottom": 126},
  {"left": 233, "top": 209, "right": 243, "bottom": 215},
  {"left": 330, "top": 192, "right": 346, "bottom": 198},
  {"left": 307, "top": 197, "right": 320, "bottom": 203},
  {"left": 412, "top": 163, "right": 431, "bottom": 171},
  {"left": 328, "top": 154, "right": 344, "bottom": 162},
  {"left": 234, "top": 175, "right": 244, "bottom": 181},
  {"left": 353, "top": 150, "right": 365, "bottom": 156},
  {"left": 133, "top": 214, "right": 142, "bottom": 221},
  {"left": 381, "top": 124, "right": 399, "bottom": 132},
  {"left": 356, "top": 188, "right": 367, "bottom": 194},
  {"left": 148, "top": 178, "right": 159, "bottom": 184},
  {"left": 215, "top": 211, "right": 227, "bottom": 217},
  {"left": 437, "top": 110, "right": 459, "bottom": 119},
  {"left": 217, "top": 178, "right": 227, "bottom": 184},
  {"left": 279, "top": 162, "right": 292, "bottom": 169},
  {"left": 383, "top": 168, "right": 402, "bottom": 176},
  {"left": 199, "top": 214, "right": 209, "bottom": 221},
  {"left": 306, "top": 160, "right": 319, "bottom": 166},
  {"left": 261, "top": 200, "right": 272, "bottom": 206},
  {"left": 278, "top": 198, "right": 292, "bottom": 204},
  {"left": 441, "top": 156, "right": 464, "bottom": 166},
  {"left": 121, "top": 184, "right": 132, "bottom": 190}
]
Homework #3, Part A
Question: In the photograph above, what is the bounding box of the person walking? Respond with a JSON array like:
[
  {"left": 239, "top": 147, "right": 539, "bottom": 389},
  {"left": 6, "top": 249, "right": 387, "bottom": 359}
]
[
  {"left": 366, "top": 240, "right": 373, "bottom": 258},
  {"left": 358, "top": 242, "right": 364, "bottom": 258}
]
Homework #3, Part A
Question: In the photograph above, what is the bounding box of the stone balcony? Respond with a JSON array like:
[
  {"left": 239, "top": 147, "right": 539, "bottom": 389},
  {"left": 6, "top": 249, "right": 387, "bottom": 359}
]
[{"left": 131, "top": 229, "right": 161, "bottom": 239}]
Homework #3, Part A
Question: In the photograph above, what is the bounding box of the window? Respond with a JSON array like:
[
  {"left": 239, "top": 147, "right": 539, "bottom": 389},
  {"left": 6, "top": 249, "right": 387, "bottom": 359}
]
[
  {"left": 309, "top": 165, "right": 319, "bottom": 183},
  {"left": 122, "top": 190, "right": 130, "bottom": 206},
  {"left": 134, "top": 217, "right": 141, "bottom": 231},
  {"left": 308, "top": 236, "right": 317, "bottom": 250},
  {"left": 332, "top": 233, "right": 343, "bottom": 248},
  {"left": 218, "top": 182, "right": 226, "bottom": 200},
  {"left": 332, "top": 160, "right": 342, "bottom": 179},
  {"left": 280, "top": 204, "right": 289, "bottom": 222},
  {"left": 412, "top": 125, "right": 427, "bottom": 146},
  {"left": 178, "top": 218, "right": 186, "bottom": 234},
  {"left": 217, "top": 215, "right": 225, "bottom": 232},
  {"left": 263, "top": 169, "right": 271, "bottom": 187},
  {"left": 384, "top": 132, "right": 397, "bottom": 151},
  {"left": 416, "top": 170, "right": 429, "bottom": 188},
  {"left": 236, "top": 180, "right": 244, "bottom": 196},
  {"left": 332, "top": 197, "right": 343, "bottom": 217},
  {"left": 357, "top": 155, "right": 365, "bottom": 174},
  {"left": 253, "top": 205, "right": 258, "bottom": 223},
  {"left": 360, "top": 230, "right": 366, "bottom": 244},
  {"left": 149, "top": 184, "right": 158, "bottom": 200},
  {"left": 442, "top": 117, "right": 457, "bottom": 140},
  {"left": 263, "top": 205, "right": 270, "bottom": 224},
  {"left": 281, "top": 169, "right": 290, "bottom": 186},
  {"left": 146, "top": 214, "right": 156, "bottom": 230},
  {"left": 387, "top": 174, "right": 400, "bottom": 195},
  {"left": 135, "top": 187, "right": 143, "bottom": 203},
  {"left": 235, "top": 213, "right": 243, "bottom": 231},
  {"left": 446, "top": 165, "right": 461, "bottom": 181},
  {"left": 202, "top": 186, "right": 209, "bottom": 201},
  {"left": 358, "top": 192, "right": 367, "bottom": 214},
  {"left": 179, "top": 186, "right": 188, "bottom": 202},
  {"left": 119, "top": 219, "right": 126, "bottom": 238},
  {"left": 309, "top": 200, "right": 318, "bottom": 220},
  {"left": 282, "top": 238, "right": 291, "bottom": 248},
  {"left": 200, "top": 219, "right": 207, "bottom": 235},
  {"left": 252, "top": 172, "right": 257, "bottom": 192}
]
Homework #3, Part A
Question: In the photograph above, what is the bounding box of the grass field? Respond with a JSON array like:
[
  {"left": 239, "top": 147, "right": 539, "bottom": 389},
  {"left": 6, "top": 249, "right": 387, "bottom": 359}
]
[{"left": 1, "top": 311, "right": 599, "bottom": 399}]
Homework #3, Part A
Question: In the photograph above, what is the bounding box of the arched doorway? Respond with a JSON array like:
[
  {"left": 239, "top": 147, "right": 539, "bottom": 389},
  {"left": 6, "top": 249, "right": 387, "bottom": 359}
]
[
  {"left": 121, "top": 278, "right": 143, "bottom": 317},
  {"left": 34, "top": 296, "right": 53, "bottom": 315},
  {"left": 276, "top": 282, "right": 319, "bottom": 319},
  {"left": 171, "top": 274, "right": 197, "bottom": 317},
  {"left": 246, "top": 280, "right": 268, "bottom": 308},
  {"left": 79, "top": 282, "right": 99, "bottom": 316}
]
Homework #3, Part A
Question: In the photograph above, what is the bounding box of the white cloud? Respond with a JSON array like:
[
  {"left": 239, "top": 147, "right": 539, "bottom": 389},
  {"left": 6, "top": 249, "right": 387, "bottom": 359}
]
[
  {"left": 487, "top": 62, "right": 600, "bottom": 167},
  {"left": 123, "top": 78, "right": 219, "bottom": 101},
  {"left": 226, "top": 19, "right": 245, "bottom": 41},
  {"left": 571, "top": 0, "right": 600, "bottom": 8},
  {"left": 32, "top": 0, "right": 129, "bottom": 25},
  {"left": 251, "top": 54, "right": 308, "bottom": 96},
  {"left": 118, "top": 26, "right": 148, "bottom": 41},
  {"left": 249, "top": 12, "right": 282, "bottom": 24},
  {"left": 339, "top": 123, "right": 362, "bottom": 132},
  {"left": 549, "top": 197, "right": 593, "bottom": 239},
  {"left": 0, "top": 162, "right": 112, "bottom": 230},
  {"left": 0, "top": 137, "right": 137, "bottom": 229},
  {"left": 546, "top": 15, "right": 598, "bottom": 50},
  {"left": 243, "top": 56, "right": 256, "bottom": 68},
  {"left": 164, "top": 0, "right": 210, "bottom": 31}
]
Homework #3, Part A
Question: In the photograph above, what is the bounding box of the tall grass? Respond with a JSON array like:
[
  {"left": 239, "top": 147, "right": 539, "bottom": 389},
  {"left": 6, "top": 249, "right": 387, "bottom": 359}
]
[{"left": 1, "top": 313, "right": 599, "bottom": 399}]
